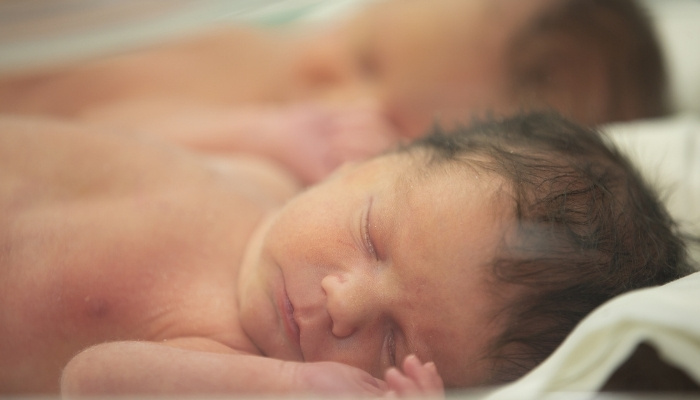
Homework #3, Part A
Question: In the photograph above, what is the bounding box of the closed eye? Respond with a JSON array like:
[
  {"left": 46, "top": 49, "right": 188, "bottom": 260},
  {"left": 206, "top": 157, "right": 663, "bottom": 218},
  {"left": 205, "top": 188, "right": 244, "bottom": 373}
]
[{"left": 363, "top": 197, "right": 378, "bottom": 260}]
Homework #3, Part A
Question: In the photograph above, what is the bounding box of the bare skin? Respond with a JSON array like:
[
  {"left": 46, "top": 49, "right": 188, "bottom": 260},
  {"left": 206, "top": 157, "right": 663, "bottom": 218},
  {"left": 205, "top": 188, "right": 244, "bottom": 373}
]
[
  {"left": 78, "top": 99, "right": 403, "bottom": 185},
  {"left": 0, "top": 116, "right": 455, "bottom": 396},
  {"left": 0, "top": 0, "right": 531, "bottom": 122},
  {"left": 0, "top": 116, "right": 292, "bottom": 393},
  {"left": 0, "top": 0, "right": 613, "bottom": 190},
  {"left": 0, "top": 0, "right": 574, "bottom": 191}
]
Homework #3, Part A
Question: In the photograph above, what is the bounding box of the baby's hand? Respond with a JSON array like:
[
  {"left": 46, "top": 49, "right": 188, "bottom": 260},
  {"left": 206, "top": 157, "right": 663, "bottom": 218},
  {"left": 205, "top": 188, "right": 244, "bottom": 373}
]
[
  {"left": 296, "top": 361, "right": 389, "bottom": 397},
  {"left": 384, "top": 355, "right": 445, "bottom": 397}
]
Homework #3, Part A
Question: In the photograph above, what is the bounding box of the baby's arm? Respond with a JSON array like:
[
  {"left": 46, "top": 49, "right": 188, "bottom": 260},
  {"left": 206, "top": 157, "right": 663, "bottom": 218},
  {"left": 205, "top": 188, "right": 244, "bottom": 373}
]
[
  {"left": 60, "top": 339, "right": 388, "bottom": 397},
  {"left": 82, "top": 99, "right": 401, "bottom": 185}
]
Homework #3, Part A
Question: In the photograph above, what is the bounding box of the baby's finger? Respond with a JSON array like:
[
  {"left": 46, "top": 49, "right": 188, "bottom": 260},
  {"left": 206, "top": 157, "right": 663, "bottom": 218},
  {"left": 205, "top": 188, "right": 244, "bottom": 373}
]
[
  {"left": 384, "top": 367, "right": 419, "bottom": 396},
  {"left": 422, "top": 362, "right": 445, "bottom": 395},
  {"left": 401, "top": 355, "right": 430, "bottom": 390},
  {"left": 402, "top": 355, "right": 444, "bottom": 394}
]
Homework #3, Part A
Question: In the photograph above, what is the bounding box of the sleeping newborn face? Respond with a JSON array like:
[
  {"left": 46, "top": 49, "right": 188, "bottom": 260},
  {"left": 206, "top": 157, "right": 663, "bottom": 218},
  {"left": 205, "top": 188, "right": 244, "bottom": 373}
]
[
  {"left": 236, "top": 150, "right": 516, "bottom": 387},
  {"left": 293, "top": 0, "right": 553, "bottom": 138}
]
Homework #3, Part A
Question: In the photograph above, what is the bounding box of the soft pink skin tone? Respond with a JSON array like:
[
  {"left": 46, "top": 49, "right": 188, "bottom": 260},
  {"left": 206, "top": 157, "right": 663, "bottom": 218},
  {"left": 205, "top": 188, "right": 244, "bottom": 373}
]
[
  {"left": 0, "top": 0, "right": 605, "bottom": 185},
  {"left": 0, "top": 116, "right": 510, "bottom": 396},
  {"left": 292, "top": 0, "right": 542, "bottom": 137},
  {"left": 79, "top": 99, "right": 402, "bottom": 185},
  {"left": 237, "top": 151, "right": 515, "bottom": 387},
  {"left": 0, "top": 0, "right": 551, "bottom": 135}
]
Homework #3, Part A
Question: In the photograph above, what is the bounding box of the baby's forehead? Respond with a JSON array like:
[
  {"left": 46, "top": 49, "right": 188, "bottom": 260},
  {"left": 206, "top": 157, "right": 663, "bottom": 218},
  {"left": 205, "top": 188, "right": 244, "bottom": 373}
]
[{"left": 390, "top": 147, "right": 511, "bottom": 195}]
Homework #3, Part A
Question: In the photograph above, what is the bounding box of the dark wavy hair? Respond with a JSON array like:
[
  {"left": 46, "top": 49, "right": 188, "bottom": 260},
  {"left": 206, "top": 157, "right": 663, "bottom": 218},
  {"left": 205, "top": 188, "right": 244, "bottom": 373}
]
[{"left": 404, "top": 112, "right": 695, "bottom": 386}]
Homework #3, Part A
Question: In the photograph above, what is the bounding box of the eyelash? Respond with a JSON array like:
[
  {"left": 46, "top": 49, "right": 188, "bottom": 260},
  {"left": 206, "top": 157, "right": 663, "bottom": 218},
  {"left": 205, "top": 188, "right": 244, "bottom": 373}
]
[
  {"left": 363, "top": 199, "right": 378, "bottom": 260},
  {"left": 386, "top": 330, "right": 397, "bottom": 367}
]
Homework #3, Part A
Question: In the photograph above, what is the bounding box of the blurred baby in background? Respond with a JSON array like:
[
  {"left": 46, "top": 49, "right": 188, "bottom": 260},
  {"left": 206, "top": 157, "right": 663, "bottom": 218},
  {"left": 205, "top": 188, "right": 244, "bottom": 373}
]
[{"left": 0, "top": 0, "right": 667, "bottom": 183}]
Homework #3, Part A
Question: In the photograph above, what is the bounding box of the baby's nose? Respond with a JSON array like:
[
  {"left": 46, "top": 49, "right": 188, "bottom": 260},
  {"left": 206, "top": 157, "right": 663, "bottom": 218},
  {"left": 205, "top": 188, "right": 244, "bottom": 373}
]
[{"left": 321, "top": 273, "right": 378, "bottom": 338}]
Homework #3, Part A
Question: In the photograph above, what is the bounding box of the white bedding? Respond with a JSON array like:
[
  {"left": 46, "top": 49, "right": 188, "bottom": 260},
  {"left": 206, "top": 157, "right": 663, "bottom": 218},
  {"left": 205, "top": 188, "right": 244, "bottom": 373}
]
[
  {"left": 641, "top": 0, "right": 700, "bottom": 115},
  {"left": 606, "top": 115, "right": 700, "bottom": 266},
  {"left": 484, "top": 271, "right": 700, "bottom": 399}
]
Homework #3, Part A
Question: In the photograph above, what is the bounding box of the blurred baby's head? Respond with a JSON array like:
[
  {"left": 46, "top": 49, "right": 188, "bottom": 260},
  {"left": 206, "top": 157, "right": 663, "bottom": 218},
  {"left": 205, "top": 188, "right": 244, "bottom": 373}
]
[
  {"left": 398, "top": 112, "right": 693, "bottom": 385},
  {"left": 295, "top": 0, "right": 666, "bottom": 137}
]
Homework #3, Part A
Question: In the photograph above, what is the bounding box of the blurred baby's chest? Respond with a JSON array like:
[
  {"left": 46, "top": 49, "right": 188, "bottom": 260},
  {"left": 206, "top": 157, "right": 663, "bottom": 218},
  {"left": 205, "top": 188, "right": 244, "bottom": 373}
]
[{"left": 1, "top": 177, "right": 260, "bottom": 346}]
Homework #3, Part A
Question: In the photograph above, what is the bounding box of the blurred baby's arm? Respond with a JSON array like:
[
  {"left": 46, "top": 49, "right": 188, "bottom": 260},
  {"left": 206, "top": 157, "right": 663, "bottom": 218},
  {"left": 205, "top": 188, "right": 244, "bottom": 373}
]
[
  {"left": 82, "top": 99, "right": 401, "bottom": 185},
  {"left": 60, "top": 339, "right": 388, "bottom": 397}
]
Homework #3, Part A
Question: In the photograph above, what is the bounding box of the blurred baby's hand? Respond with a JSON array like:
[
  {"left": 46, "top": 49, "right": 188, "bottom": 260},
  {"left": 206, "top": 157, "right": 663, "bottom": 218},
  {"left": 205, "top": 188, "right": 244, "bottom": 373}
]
[
  {"left": 81, "top": 98, "right": 402, "bottom": 185},
  {"left": 384, "top": 355, "right": 445, "bottom": 397},
  {"left": 274, "top": 101, "right": 402, "bottom": 184}
]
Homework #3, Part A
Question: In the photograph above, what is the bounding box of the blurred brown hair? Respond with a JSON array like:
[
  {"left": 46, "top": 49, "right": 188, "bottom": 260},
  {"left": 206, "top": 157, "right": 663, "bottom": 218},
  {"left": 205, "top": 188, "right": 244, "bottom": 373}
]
[{"left": 508, "top": 0, "right": 668, "bottom": 124}]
